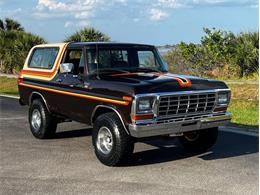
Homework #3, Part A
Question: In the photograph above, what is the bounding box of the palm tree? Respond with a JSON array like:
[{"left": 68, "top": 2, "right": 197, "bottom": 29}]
[
  {"left": 0, "top": 19, "right": 4, "bottom": 30},
  {"left": 64, "top": 27, "right": 110, "bottom": 42},
  {"left": 0, "top": 18, "right": 24, "bottom": 31}
]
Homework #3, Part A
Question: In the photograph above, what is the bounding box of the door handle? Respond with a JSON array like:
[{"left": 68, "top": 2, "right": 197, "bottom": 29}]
[
  {"left": 69, "top": 84, "right": 74, "bottom": 87},
  {"left": 83, "top": 82, "right": 91, "bottom": 88},
  {"left": 56, "top": 78, "right": 62, "bottom": 82}
]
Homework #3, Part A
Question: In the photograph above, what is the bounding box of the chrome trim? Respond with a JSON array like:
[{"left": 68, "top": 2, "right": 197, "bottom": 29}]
[
  {"left": 128, "top": 112, "right": 231, "bottom": 138},
  {"left": 134, "top": 89, "right": 231, "bottom": 98},
  {"left": 158, "top": 92, "right": 216, "bottom": 118},
  {"left": 96, "top": 126, "right": 113, "bottom": 154},
  {"left": 131, "top": 89, "right": 231, "bottom": 123},
  {"left": 215, "top": 91, "right": 231, "bottom": 106},
  {"left": 91, "top": 105, "right": 130, "bottom": 134},
  {"left": 29, "top": 92, "right": 50, "bottom": 112}
]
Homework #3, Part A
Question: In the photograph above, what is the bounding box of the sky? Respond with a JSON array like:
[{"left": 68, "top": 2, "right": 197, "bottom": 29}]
[{"left": 0, "top": 0, "right": 259, "bottom": 45}]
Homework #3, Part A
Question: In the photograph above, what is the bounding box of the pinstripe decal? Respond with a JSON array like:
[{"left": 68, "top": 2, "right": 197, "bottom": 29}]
[
  {"left": 110, "top": 72, "right": 192, "bottom": 87},
  {"left": 19, "top": 83, "right": 130, "bottom": 106}
]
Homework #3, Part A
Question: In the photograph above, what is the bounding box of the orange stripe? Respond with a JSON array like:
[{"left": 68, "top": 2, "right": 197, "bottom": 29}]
[
  {"left": 111, "top": 72, "right": 192, "bottom": 87},
  {"left": 155, "top": 73, "right": 192, "bottom": 87},
  {"left": 173, "top": 77, "right": 192, "bottom": 87},
  {"left": 21, "top": 43, "right": 68, "bottom": 78},
  {"left": 19, "top": 83, "right": 130, "bottom": 106}
]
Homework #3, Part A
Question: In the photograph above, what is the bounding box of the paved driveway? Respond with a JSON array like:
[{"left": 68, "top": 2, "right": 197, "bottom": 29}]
[{"left": 0, "top": 96, "right": 258, "bottom": 194}]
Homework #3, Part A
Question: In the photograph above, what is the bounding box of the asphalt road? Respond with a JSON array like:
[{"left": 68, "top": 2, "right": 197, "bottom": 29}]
[{"left": 0, "top": 96, "right": 258, "bottom": 195}]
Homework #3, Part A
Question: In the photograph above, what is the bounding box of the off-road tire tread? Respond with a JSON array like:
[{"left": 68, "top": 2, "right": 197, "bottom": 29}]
[
  {"left": 29, "top": 99, "right": 57, "bottom": 139},
  {"left": 92, "top": 112, "right": 134, "bottom": 166}
]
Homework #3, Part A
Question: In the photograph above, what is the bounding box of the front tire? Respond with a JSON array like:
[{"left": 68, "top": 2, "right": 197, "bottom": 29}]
[
  {"left": 178, "top": 127, "right": 218, "bottom": 151},
  {"left": 29, "top": 99, "right": 57, "bottom": 139},
  {"left": 92, "top": 112, "right": 134, "bottom": 166}
]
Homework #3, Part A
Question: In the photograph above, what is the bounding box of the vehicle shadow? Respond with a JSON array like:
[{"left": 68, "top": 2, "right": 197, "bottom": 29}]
[
  {"left": 50, "top": 127, "right": 258, "bottom": 166},
  {"left": 123, "top": 131, "right": 258, "bottom": 166},
  {"left": 51, "top": 128, "right": 92, "bottom": 139}
]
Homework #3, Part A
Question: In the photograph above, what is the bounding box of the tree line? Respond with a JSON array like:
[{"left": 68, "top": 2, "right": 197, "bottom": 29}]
[
  {"left": 0, "top": 18, "right": 109, "bottom": 74},
  {"left": 0, "top": 18, "right": 258, "bottom": 79},
  {"left": 163, "top": 28, "right": 259, "bottom": 78}
]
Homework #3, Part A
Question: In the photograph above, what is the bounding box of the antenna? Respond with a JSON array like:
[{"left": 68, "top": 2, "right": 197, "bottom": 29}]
[{"left": 95, "top": 43, "right": 100, "bottom": 79}]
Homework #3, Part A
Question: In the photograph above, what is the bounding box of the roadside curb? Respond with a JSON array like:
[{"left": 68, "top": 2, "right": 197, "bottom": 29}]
[
  {"left": 0, "top": 94, "right": 20, "bottom": 99},
  {"left": 219, "top": 126, "right": 258, "bottom": 137},
  {"left": 0, "top": 73, "right": 17, "bottom": 78}
]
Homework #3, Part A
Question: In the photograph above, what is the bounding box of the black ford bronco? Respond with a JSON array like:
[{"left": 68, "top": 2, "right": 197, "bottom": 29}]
[{"left": 18, "top": 42, "right": 231, "bottom": 166}]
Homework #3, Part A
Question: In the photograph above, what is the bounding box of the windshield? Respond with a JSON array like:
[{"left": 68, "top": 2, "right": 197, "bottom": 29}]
[{"left": 86, "top": 47, "right": 167, "bottom": 74}]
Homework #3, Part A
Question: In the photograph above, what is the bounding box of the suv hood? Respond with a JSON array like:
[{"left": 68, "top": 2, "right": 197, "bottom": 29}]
[{"left": 100, "top": 72, "right": 228, "bottom": 94}]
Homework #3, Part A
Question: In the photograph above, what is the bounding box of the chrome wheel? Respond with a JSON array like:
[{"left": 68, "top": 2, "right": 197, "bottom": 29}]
[
  {"left": 184, "top": 131, "right": 200, "bottom": 141},
  {"left": 31, "top": 109, "right": 42, "bottom": 131},
  {"left": 96, "top": 126, "right": 113, "bottom": 155}
]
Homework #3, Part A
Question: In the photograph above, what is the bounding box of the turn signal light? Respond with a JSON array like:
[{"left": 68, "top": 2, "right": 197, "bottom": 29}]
[
  {"left": 213, "top": 106, "right": 227, "bottom": 112},
  {"left": 131, "top": 114, "right": 154, "bottom": 121},
  {"left": 123, "top": 96, "right": 132, "bottom": 101}
]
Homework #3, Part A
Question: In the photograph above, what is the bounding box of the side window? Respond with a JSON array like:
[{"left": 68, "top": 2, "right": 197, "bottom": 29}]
[
  {"left": 86, "top": 50, "right": 97, "bottom": 74},
  {"left": 63, "top": 49, "right": 84, "bottom": 75},
  {"left": 137, "top": 50, "right": 158, "bottom": 68},
  {"left": 29, "top": 48, "right": 59, "bottom": 69}
]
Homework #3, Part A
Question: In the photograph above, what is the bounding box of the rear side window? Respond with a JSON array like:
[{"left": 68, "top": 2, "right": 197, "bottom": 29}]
[{"left": 29, "top": 47, "right": 59, "bottom": 69}]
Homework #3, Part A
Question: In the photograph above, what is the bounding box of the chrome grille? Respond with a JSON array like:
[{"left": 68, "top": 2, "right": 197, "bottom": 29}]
[{"left": 158, "top": 93, "right": 216, "bottom": 117}]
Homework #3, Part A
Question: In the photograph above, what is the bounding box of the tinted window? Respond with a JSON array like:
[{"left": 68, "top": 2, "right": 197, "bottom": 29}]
[
  {"left": 29, "top": 48, "right": 59, "bottom": 69},
  {"left": 87, "top": 49, "right": 129, "bottom": 73},
  {"left": 63, "top": 49, "right": 84, "bottom": 75},
  {"left": 137, "top": 50, "right": 158, "bottom": 68}
]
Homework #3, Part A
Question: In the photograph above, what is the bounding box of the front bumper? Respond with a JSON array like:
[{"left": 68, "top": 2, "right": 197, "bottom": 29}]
[{"left": 128, "top": 112, "right": 231, "bottom": 138}]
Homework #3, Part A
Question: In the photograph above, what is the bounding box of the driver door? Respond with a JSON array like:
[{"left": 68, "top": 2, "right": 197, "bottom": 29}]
[{"left": 55, "top": 48, "right": 87, "bottom": 121}]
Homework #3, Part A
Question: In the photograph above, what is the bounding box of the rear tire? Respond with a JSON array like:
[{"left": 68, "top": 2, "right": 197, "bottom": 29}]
[
  {"left": 178, "top": 127, "right": 218, "bottom": 151},
  {"left": 92, "top": 112, "right": 134, "bottom": 166},
  {"left": 29, "top": 99, "right": 57, "bottom": 139}
]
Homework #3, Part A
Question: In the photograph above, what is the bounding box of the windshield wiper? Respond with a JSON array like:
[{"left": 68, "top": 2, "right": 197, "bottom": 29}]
[
  {"left": 90, "top": 68, "right": 129, "bottom": 75},
  {"left": 130, "top": 67, "right": 161, "bottom": 73}
]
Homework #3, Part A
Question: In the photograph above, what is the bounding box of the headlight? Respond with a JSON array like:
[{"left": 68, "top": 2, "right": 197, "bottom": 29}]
[
  {"left": 136, "top": 96, "right": 156, "bottom": 113},
  {"left": 217, "top": 92, "right": 228, "bottom": 104}
]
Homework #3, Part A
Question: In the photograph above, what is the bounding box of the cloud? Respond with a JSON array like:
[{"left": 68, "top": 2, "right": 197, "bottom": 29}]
[
  {"left": 149, "top": 8, "right": 168, "bottom": 21},
  {"left": 0, "top": 7, "right": 22, "bottom": 16},
  {"left": 35, "top": 0, "right": 129, "bottom": 26},
  {"left": 64, "top": 21, "right": 72, "bottom": 28},
  {"left": 148, "top": 0, "right": 258, "bottom": 21},
  {"left": 34, "top": 0, "right": 258, "bottom": 25},
  {"left": 153, "top": 0, "right": 258, "bottom": 8}
]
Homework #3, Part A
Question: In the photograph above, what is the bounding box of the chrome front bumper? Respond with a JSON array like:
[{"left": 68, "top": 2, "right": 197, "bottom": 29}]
[{"left": 128, "top": 112, "right": 231, "bottom": 138}]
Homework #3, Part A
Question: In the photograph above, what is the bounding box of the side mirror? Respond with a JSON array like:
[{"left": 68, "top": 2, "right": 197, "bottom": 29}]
[{"left": 60, "top": 63, "right": 74, "bottom": 74}]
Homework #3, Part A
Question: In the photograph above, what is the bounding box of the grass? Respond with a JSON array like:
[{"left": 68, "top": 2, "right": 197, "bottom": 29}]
[
  {"left": 228, "top": 100, "right": 258, "bottom": 127},
  {"left": 0, "top": 76, "right": 18, "bottom": 96},
  {"left": 227, "top": 83, "right": 258, "bottom": 101},
  {"left": 0, "top": 76, "right": 258, "bottom": 127},
  {"left": 226, "top": 83, "right": 259, "bottom": 127}
]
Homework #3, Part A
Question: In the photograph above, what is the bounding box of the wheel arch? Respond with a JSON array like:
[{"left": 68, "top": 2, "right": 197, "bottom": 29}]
[
  {"left": 29, "top": 92, "right": 50, "bottom": 113},
  {"left": 91, "top": 105, "right": 130, "bottom": 135}
]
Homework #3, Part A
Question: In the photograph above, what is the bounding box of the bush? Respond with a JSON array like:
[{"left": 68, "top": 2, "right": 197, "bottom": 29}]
[{"left": 162, "top": 28, "right": 259, "bottom": 78}]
